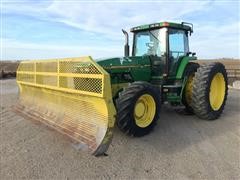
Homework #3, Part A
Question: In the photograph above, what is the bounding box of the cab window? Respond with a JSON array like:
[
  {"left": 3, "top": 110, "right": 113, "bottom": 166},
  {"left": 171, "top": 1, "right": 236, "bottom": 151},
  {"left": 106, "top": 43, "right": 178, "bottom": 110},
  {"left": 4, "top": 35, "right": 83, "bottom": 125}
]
[
  {"left": 133, "top": 28, "right": 166, "bottom": 57},
  {"left": 169, "top": 29, "right": 189, "bottom": 58}
]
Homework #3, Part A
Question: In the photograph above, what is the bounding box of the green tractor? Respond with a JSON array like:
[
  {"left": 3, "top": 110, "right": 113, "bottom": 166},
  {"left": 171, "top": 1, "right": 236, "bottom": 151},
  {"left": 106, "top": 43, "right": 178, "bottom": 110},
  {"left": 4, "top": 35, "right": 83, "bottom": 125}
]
[
  {"left": 16, "top": 22, "right": 228, "bottom": 155},
  {"left": 98, "top": 21, "right": 228, "bottom": 136}
]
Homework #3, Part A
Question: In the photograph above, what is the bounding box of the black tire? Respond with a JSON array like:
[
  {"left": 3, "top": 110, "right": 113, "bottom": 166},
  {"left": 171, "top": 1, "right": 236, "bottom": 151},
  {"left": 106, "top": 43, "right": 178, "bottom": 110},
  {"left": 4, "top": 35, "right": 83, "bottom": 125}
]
[
  {"left": 115, "top": 81, "right": 161, "bottom": 137},
  {"left": 191, "top": 63, "right": 228, "bottom": 120},
  {"left": 182, "top": 62, "right": 200, "bottom": 113}
]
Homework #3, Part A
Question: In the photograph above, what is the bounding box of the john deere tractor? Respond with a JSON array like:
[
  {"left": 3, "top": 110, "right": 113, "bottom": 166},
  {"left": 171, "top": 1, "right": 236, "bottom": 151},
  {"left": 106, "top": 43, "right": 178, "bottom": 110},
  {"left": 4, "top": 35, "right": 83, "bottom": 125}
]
[{"left": 15, "top": 22, "right": 228, "bottom": 156}]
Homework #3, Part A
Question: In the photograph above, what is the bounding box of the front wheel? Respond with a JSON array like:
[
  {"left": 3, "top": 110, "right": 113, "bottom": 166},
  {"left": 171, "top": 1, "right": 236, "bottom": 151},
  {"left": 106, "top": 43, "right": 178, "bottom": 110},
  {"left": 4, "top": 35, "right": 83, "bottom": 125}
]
[{"left": 115, "top": 82, "right": 161, "bottom": 137}]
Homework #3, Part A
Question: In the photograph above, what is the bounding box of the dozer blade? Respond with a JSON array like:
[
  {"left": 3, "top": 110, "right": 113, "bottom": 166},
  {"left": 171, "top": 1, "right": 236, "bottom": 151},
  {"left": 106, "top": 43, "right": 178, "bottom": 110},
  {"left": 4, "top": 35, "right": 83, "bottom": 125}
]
[{"left": 13, "top": 56, "right": 116, "bottom": 156}]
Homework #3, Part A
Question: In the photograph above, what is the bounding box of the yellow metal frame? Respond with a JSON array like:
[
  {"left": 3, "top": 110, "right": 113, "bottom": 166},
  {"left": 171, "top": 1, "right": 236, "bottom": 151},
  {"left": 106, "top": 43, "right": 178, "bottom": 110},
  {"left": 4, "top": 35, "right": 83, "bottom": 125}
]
[
  {"left": 17, "top": 57, "right": 110, "bottom": 98},
  {"left": 16, "top": 56, "right": 116, "bottom": 156}
]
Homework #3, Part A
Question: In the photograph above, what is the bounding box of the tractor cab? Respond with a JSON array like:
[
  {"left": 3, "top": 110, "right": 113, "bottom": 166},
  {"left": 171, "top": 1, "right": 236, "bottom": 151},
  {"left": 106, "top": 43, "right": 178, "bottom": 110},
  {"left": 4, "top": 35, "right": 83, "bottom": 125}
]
[{"left": 124, "top": 22, "right": 195, "bottom": 78}]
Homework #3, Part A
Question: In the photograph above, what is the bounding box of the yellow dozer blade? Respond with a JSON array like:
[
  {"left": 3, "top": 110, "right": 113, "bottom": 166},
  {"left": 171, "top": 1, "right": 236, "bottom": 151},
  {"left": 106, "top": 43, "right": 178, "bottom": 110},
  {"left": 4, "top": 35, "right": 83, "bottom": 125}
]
[{"left": 13, "top": 56, "right": 116, "bottom": 156}]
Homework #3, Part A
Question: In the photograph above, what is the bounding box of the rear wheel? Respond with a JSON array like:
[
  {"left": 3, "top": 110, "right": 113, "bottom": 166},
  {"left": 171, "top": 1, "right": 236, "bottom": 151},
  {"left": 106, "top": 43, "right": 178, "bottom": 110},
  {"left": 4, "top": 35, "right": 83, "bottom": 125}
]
[
  {"left": 191, "top": 63, "right": 228, "bottom": 120},
  {"left": 182, "top": 62, "right": 200, "bottom": 113},
  {"left": 116, "top": 82, "right": 161, "bottom": 136}
]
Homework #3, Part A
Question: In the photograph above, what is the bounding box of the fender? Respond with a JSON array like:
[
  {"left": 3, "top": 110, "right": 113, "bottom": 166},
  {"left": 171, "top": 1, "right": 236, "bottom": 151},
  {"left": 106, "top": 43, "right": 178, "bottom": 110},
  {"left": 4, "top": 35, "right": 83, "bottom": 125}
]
[{"left": 176, "top": 56, "right": 196, "bottom": 79}]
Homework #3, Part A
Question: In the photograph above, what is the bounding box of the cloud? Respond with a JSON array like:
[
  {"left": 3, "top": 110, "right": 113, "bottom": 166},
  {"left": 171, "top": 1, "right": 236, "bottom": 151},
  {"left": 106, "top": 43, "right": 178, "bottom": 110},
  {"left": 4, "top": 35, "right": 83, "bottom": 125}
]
[
  {"left": 2, "top": 0, "right": 240, "bottom": 59},
  {"left": 2, "top": 38, "right": 121, "bottom": 60},
  {"left": 190, "top": 22, "right": 240, "bottom": 59},
  {"left": 3, "top": 1, "right": 210, "bottom": 39}
]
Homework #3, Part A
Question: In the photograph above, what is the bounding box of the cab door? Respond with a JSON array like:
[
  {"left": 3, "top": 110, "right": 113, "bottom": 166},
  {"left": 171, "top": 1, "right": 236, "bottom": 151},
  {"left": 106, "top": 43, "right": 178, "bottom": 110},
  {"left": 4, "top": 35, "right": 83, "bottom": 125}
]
[{"left": 168, "top": 29, "right": 189, "bottom": 77}]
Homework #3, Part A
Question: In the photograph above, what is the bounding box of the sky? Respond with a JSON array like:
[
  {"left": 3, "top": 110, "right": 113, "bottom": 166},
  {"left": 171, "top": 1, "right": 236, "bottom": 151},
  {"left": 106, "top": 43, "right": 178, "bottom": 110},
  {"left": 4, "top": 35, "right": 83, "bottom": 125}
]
[{"left": 1, "top": 0, "right": 240, "bottom": 60}]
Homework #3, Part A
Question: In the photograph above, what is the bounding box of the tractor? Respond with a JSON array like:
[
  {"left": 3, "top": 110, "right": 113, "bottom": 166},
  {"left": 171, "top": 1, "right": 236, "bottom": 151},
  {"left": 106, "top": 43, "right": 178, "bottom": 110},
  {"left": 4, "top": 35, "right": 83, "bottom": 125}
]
[{"left": 15, "top": 22, "right": 228, "bottom": 156}]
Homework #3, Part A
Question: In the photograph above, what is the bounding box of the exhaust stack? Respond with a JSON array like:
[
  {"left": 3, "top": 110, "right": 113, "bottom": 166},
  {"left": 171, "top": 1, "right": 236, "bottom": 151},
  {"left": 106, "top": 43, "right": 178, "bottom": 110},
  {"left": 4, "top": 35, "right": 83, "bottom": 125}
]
[{"left": 122, "top": 29, "right": 129, "bottom": 57}]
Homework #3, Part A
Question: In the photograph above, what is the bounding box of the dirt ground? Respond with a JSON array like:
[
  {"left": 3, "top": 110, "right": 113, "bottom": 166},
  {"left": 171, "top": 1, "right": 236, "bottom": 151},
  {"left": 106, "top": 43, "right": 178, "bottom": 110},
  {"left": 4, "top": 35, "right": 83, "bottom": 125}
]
[{"left": 0, "top": 79, "right": 239, "bottom": 179}]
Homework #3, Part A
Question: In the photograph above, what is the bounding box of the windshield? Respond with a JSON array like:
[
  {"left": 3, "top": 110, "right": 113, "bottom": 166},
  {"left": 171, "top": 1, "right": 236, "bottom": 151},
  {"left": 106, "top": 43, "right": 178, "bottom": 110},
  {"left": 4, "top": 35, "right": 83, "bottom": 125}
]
[{"left": 133, "top": 28, "right": 167, "bottom": 56}]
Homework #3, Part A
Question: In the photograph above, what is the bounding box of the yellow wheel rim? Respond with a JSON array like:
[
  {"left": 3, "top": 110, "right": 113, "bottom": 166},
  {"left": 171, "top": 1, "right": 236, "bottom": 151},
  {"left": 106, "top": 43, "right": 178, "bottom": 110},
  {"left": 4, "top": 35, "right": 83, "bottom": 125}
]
[
  {"left": 134, "top": 94, "right": 156, "bottom": 128},
  {"left": 185, "top": 74, "right": 194, "bottom": 105},
  {"left": 209, "top": 73, "right": 226, "bottom": 111}
]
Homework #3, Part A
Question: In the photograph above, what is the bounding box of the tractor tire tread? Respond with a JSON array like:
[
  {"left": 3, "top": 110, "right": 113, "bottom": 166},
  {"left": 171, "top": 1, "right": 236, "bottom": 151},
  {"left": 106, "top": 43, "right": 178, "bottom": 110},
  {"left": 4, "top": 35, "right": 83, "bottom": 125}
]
[
  {"left": 191, "top": 62, "right": 228, "bottom": 120},
  {"left": 116, "top": 81, "right": 161, "bottom": 137}
]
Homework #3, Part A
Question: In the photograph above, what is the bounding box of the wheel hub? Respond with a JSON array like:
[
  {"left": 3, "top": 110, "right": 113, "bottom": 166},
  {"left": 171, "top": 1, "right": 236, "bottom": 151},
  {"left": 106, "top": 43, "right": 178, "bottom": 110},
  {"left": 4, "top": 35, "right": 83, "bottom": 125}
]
[
  {"left": 134, "top": 101, "right": 146, "bottom": 118},
  {"left": 134, "top": 94, "right": 156, "bottom": 128},
  {"left": 209, "top": 73, "right": 226, "bottom": 110}
]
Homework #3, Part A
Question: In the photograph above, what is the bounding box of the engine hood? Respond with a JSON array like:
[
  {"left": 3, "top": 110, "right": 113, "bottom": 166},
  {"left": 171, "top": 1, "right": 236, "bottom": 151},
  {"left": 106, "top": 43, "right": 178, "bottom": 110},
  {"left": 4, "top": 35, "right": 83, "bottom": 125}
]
[
  {"left": 96, "top": 56, "right": 150, "bottom": 70},
  {"left": 96, "top": 56, "right": 152, "bottom": 83}
]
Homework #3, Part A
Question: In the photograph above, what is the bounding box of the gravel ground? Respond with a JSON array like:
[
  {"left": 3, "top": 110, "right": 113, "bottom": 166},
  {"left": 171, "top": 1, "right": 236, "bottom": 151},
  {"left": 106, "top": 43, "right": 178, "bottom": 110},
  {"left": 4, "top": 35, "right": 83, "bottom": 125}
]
[
  {"left": 233, "top": 81, "right": 240, "bottom": 89},
  {"left": 0, "top": 79, "right": 239, "bottom": 180}
]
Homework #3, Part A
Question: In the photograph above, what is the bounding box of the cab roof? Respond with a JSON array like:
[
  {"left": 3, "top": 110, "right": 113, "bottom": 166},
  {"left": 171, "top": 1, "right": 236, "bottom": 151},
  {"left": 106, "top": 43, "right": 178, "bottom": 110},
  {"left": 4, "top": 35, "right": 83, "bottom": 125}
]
[{"left": 130, "top": 22, "right": 193, "bottom": 33}]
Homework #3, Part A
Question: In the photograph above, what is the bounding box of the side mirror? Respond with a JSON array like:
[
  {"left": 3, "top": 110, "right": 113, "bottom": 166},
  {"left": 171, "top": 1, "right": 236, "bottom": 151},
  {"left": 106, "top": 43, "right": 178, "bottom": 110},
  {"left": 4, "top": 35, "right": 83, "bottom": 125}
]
[{"left": 186, "top": 52, "right": 196, "bottom": 56}]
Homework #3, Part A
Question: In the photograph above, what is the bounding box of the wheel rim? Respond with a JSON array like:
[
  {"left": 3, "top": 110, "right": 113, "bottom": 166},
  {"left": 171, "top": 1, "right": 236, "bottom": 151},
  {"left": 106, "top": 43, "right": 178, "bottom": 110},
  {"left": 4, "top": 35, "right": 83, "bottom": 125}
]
[
  {"left": 134, "top": 94, "right": 156, "bottom": 128},
  {"left": 185, "top": 74, "right": 194, "bottom": 105},
  {"left": 209, "top": 73, "right": 226, "bottom": 110}
]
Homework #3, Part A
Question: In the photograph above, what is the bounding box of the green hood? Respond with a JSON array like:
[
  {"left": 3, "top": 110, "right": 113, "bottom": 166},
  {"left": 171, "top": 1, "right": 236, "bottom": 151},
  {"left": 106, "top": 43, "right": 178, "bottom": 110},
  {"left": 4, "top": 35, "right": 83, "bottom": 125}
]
[{"left": 96, "top": 56, "right": 152, "bottom": 83}]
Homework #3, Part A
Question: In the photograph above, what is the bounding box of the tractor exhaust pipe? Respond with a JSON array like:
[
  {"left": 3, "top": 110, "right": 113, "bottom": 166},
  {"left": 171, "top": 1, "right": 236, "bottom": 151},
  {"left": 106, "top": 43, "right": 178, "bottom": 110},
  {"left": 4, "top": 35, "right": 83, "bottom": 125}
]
[{"left": 122, "top": 29, "right": 129, "bottom": 57}]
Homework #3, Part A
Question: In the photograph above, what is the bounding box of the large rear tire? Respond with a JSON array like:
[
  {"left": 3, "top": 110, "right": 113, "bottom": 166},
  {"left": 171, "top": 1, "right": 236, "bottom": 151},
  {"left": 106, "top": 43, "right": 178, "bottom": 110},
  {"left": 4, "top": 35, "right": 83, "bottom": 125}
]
[
  {"left": 116, "top": 82, "right": 161, "bottom": 137},
  {"left": 192, "top": 63, "right": 228, "bottom": 120},
  {"left": 182, "top": 62, "right": 200, "bottom": 113}
]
